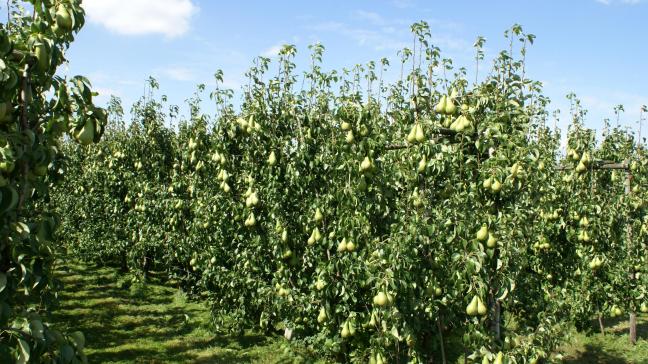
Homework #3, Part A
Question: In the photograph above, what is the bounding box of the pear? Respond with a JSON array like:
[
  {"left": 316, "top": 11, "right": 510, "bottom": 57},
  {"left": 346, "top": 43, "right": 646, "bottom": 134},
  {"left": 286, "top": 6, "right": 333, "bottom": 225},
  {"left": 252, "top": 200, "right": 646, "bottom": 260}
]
[
  {"left": 375, "top": 353, "right": 385, "bottom": 364},
  {"left": 314, "top": 208, "right": 323, "bottom": 222},
  {"left": 341, "top": 121, "right": 351, "bottom": 130},
  {"left": 368, "top": 312, "right": 378, "bottom": 326},
  {"left": 311, "top": 227, "right": 322, "bottom": 244},
  {"left": 579, "top": 216, "right": 589, "bottom": 227},
  {"left": 341, "top": 322, "right": 350, "bottom": 338},
  {"left": 476, "top": 225, "right": 489, "bottom": 241},
  {"left": 360, "top": 157, "right": 373, "bottom": 172},
  {"left": 486, "top": 233, "right": 497, "bottom": 248},
  {"left": 449, "top": 115, "right": 460, "bottom": 131},
  {"left": 494, "top": 352, "right": 504, "bottom": 364},
  {"left": 510, "top": 162, "right": 521, "bottom": 178},
  {"left": 538, "top": 161, "right": 545, "bottom": 171},
  {"left": 221, "top": 182, "right": 231, "bottom": 193},
  {"left": 640, "top": 303, "right": 648, "bottom": 313},
  {"left": 75, "top": 119, "right": 96, "bottom": 146},
  {"left": 244, "top": 212, "right": 256, "bottom": 227},
  {"left": 483, "top": 177, "right": 492, "bottom": 190},
  {"left": 415, "top": 123, "right": 425, "bottom": 142},
  {"left": 56, "top": 5, "right": 73, "bottom": 31},
  {"left": 572, "top": 151, "right": 581, "bottom": 161},
  {"left": 246, "top": 192, "right": 259, "bottom": 207},
  {"left": 466, "top": 295, "right": 479, "bottom": 316},
  {"left": 460, "top": 115, "right": 472, "bottom": 132},
  {"left": 435, "top": 95, "right": 447, "bottom": 114},
  {"left": 612, "top": 306, "right": 622, "bottom": 317},
  {"left": 317, "top": 307, "right": 327, "bottom": 323},
  {"left": 281, "top": 229, "right": 288, "bottom": 242},
  {"left": 445, "top": 97, "right": 457, "bottom": 114},
  {"left": 315, "top": 279, "right": 326, "bottom": 290},
  {"left": 477, "top": 297, "right": 487, "bottom": 316},
  {"left": 417, "top": 156, "right": 427, "bottom": 173},
  {"left": 337, "top": 238, "right": 348, "bottom": 252},
  {"left": 406, "top": 124, "right": 417, "bottom": 144},
  {"left": 346, "top": 240, "right": 356, "bottom": 252},
  {"left": 33, "top": 43, "right": 49, "bottom": 71},
  {"left": 491, "top": 179, "right": 502, "bottom": 193},
  {"left": 454, "top": 115, "right": 466, "bottom": 132},
  {"left": 373, "top": 292, "right": 388, "bottom": 307},
  {"left": 346, "top": 130, "right": 355, "bottom": 143},
  {"left": 348, "top": 320, "right": 356, "bottom": 335},
  {"left": 575, "top": 161, "right": 587, "bottom": 173},
  {"left": 386, "top": 293, "right": 394, "bottom": 305},
  {"left": 268, "top": 151, "right": 277, "bottom": 165}
]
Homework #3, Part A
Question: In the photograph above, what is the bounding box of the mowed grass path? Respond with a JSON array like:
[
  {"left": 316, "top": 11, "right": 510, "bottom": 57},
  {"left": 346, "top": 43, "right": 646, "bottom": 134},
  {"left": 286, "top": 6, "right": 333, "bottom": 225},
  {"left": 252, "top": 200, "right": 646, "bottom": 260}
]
[
  {"left": 562, "top": 315, "right": 648, "bottom": 364},
  {"left": 50, "top": 262, "right": 315, "bottom": 364},
  {"left": 50, "top": 262, "right": 648, "bottom": 363}
]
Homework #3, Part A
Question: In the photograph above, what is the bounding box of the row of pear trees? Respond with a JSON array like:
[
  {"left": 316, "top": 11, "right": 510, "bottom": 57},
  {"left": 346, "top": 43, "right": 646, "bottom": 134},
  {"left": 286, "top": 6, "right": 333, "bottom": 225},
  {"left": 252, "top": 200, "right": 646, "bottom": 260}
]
[
  {"left": 1, "top": 0, "right": 108, "bottom": 363},
  {"left": 52, "top": 23, "right": 647, "bottom": 363}
]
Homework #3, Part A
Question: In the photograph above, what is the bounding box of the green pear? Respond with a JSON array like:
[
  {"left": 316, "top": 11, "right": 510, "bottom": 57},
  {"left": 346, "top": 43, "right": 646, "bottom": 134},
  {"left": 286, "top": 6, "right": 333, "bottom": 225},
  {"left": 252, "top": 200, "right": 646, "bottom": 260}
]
[
  {"left": 373, "top": 292, "right": 388, "bottom": 306},
  {"left": 75, "top": 119, "right": 96, "bottom": 146},
  {"left": 476, "top": 225, "right": 489, "bottom": 241},
  {"left": 466, "top": 295, "right": 478, "bottom": 316},
  {"left": 477, "top": 297, "right": 487, "bottom": 316}
]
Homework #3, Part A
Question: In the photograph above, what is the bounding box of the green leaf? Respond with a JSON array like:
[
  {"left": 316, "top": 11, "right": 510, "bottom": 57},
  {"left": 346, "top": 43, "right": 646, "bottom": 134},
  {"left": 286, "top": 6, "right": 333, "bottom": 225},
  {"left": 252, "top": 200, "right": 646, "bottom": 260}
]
[{"left": 17, "top": 339, "right": 29, "bottom": 364}]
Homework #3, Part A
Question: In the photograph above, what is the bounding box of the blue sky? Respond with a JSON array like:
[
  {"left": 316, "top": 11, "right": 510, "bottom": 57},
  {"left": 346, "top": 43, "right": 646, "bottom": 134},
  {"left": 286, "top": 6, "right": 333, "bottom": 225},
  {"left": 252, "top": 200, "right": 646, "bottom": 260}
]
[{"left": 65, "top": 0, "right": 647, "bottom": 142}]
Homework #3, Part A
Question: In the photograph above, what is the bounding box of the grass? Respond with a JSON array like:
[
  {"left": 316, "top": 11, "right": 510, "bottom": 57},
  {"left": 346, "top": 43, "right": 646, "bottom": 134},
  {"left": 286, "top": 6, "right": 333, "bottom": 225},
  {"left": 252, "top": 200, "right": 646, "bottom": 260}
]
[
  {"left": 49, "top": 262, "right": 648, "bottom": 363},
  {"left": 561, "top": 315, "right": 648, "bottom": 364},
  {"left": 50, "top": 262, "right": 319, "bottom": 364}
]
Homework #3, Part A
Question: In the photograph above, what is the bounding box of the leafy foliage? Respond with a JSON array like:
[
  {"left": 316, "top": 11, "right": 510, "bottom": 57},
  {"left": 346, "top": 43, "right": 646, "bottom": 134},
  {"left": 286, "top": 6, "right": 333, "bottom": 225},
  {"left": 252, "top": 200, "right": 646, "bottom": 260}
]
[
  {"left": 0, "top": 0, "right": 107, "bottom": 362},
  {"left": 51, "top": 21, "right": 647, "bottom": 364}
]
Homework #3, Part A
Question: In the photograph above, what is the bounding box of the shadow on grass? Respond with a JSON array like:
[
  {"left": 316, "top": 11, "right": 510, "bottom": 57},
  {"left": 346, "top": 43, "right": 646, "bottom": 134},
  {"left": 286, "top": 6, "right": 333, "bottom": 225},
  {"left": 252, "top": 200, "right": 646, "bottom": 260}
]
[
  {"left": 50, "top": 262, "right": 289, "bottom": 363},
  {"left": 563, "top": 344, "right": 628, "bottom": 364},
  {"left": 609, "top": 318, "right": 648, "bottom": 342}
]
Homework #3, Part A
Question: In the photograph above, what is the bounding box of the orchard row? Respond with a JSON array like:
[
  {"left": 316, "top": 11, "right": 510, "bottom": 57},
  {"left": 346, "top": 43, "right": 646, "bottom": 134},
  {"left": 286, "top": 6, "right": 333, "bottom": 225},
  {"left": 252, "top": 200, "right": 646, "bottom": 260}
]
[{"left": 52, "top": 24, "right": 647, "bottom": 364}]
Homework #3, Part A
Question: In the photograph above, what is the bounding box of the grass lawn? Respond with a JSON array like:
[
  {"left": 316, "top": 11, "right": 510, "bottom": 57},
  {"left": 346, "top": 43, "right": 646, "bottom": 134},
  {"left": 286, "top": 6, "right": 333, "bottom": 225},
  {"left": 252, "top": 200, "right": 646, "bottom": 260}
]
[
  {"left": 50, "top": 262, "right": 648, "bottom": 363},
  {"left": 50, "top": 262, "right": 320, "bottom": 364},
  {"left": 561, "top": 315, "right": 648, "bottom": 364}
]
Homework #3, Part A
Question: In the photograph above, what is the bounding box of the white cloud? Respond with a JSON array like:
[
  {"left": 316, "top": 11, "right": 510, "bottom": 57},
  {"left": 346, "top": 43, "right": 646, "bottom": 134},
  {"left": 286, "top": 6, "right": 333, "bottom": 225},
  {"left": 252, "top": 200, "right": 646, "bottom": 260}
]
[
  {"left": 262, "top": 44, "right": 285, "bottom": 57},
  {"left": 82, "top": 0, "right": 198, "bottom": 38},
  {"left": 596, "top": 0, "right": 641, "bottom": 4},
  {"left": 309, "top": 19, "right": 469, "bottom": 53},
  {"left": 157, "top": 66, "right": 196, "bottom": 81},
  {"left": 96, "top": 87, "right": 120, "bottom": 97},
  {"left": 353, "top": 10, "right": 386, "bottom": 26},
  {"left": 310, "top": 21, "right": 408, "bottom": 51}
]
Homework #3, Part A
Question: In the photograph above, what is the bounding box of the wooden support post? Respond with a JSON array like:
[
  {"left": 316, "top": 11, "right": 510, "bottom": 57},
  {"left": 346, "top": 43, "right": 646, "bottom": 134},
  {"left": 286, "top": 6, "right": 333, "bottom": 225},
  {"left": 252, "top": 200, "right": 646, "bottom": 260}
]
[{"left": 626, "top": 166, "right": 637, "bottom": 345}]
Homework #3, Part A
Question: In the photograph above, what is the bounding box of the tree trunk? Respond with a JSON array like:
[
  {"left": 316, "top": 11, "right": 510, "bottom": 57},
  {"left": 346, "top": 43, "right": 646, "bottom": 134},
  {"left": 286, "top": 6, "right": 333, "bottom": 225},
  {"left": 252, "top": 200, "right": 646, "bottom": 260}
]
[
  {"left": 491, "top": 300, "right": 502, "bottom": 341},
  {"left": 120, "top": 253, "right": 129, "bottom": 273},
  {"left": 630, "top": 313, "right": 637, "bottom": 344},
  {"left": 437, "top": 316, "right": 447, "bottom": 364},
  {"left": 598, "top": 315, "right": 605, "bottom": 335}
]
